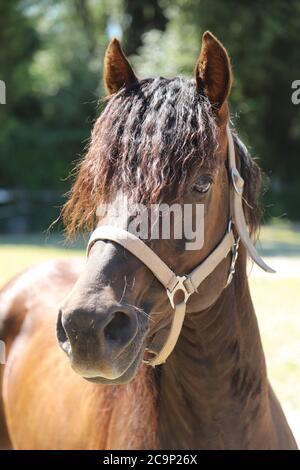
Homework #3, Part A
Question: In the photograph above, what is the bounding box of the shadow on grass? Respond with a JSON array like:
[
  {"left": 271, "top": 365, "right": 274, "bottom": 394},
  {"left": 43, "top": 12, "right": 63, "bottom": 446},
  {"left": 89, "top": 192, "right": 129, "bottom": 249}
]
[
  {"left": 258, "top": 245, "right": 300, "bottom": 257},
  {"left": 0, "top": 233, "right": 86, "bottom": 251},
  {"left": 258, "top": 222, "right": 300, "bottom": 257}
]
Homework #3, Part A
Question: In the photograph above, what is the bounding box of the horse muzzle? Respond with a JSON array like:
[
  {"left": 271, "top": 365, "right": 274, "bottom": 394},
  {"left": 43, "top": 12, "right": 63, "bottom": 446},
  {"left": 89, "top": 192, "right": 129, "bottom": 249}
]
[{"left": 56, "top": 303, "right": 144, "bottom": 383}]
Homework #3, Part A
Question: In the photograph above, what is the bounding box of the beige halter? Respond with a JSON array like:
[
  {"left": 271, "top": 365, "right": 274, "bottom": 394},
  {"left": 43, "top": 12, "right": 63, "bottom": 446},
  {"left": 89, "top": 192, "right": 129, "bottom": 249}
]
[{"left": 87, "top": 125, "right": 274, "bottom": 367}]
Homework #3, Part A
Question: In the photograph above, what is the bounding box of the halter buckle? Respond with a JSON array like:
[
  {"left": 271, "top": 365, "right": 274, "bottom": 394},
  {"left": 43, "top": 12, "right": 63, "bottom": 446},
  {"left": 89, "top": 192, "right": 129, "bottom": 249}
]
[{"left": 167, "top": 275, "right": 194, "bottom": 309}]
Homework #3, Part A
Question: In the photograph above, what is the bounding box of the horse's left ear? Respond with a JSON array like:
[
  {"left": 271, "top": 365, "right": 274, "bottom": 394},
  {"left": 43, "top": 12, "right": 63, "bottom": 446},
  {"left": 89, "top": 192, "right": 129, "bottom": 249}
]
[
  {"left": 104, "top": 38, "right": 138, "bottom": 95},
  {"left": 195, "top": 31, "right": 232, "bottom": 109}
]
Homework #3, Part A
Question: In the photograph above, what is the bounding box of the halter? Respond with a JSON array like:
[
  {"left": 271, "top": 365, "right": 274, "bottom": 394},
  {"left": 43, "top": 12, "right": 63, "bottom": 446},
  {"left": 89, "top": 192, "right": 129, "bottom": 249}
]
[{"left": 87, "top": 125, "right": 274, "bottom": 367}]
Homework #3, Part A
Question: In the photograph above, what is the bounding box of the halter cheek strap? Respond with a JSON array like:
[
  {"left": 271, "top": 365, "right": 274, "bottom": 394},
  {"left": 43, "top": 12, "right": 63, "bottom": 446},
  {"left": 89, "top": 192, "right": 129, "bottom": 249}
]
[
  {"left": 227, "top": 127, "right": 275, "bottom": 274},
  {"left": 87, "top": 124, "right": 274, "bottom": 367}
]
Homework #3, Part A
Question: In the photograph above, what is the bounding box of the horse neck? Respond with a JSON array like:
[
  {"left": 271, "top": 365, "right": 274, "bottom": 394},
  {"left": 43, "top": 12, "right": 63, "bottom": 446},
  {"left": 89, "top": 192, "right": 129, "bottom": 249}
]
[{"left": 157, "top": 246, "right": 273, "bottom": 449}]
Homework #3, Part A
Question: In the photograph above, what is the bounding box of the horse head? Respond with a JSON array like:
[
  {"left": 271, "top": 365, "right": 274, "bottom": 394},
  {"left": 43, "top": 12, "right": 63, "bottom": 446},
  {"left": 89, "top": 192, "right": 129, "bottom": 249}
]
[{"left": 57, "top": 32, "right": 262, "bottom": 384}]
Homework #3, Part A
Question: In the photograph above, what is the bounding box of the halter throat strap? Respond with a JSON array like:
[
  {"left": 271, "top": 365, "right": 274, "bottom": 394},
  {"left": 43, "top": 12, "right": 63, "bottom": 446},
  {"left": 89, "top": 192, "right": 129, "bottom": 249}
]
[{"left": 87, "top": 124, "right": 274, "bottom": 367}]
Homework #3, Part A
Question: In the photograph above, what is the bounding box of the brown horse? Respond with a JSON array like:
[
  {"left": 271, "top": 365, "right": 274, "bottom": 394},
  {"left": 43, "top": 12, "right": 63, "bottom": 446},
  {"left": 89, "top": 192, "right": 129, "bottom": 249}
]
[{"left": 0, "top": 32, "right": 297, "bottom": 450}]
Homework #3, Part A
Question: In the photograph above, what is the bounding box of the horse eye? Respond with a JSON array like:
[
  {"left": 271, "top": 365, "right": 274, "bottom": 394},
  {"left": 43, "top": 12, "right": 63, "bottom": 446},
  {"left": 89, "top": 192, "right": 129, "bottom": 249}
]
[{"left": 193, "top": 176, "right": 213, "bottom": 194}]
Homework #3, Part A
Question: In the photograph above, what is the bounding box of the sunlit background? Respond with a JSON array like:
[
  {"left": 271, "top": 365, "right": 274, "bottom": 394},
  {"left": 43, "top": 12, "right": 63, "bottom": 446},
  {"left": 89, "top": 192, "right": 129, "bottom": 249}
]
[{"left": 0, "top": 0, "right": 299, "bottom": 445}]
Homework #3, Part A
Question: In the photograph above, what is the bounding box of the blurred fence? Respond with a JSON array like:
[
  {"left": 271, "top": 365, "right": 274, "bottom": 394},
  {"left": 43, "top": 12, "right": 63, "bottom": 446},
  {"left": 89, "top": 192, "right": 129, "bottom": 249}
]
[{"left": 0, "top": 188, "right": 63, "bottom": 233}]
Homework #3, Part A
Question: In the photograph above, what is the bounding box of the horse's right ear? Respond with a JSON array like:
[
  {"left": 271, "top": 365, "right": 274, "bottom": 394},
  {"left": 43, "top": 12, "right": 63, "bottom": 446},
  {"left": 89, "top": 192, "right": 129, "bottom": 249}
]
[
  {"left": 194, "top": 31, "right": 232, "bottom": 109},
  {"left": 103, "top": 38, "right": 138, "bottom": 95}
]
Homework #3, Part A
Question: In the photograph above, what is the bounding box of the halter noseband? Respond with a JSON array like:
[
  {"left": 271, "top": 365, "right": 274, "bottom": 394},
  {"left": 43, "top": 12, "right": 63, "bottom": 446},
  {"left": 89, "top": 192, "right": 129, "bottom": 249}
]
[{"left": 87, "top": 125, "right": 274, "bottom": 367}]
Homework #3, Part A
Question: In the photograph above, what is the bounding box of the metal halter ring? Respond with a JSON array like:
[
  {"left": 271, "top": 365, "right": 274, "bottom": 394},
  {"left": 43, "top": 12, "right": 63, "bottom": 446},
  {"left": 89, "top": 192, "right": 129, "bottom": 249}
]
[{"left": 166, "top": 275, "right": 194, "bottom": 309}]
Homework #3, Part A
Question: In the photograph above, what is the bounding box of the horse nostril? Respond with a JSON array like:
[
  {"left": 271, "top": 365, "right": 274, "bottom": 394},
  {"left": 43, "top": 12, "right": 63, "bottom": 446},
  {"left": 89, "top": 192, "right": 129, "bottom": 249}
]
[
  {"left": 56, "top": 310, "right": 71, "bottom": 355},
  {"left": 57, "top": 310, "right": 67, "bottom": 342},
  {"left": 104, "top": 311, "right": 134, "bottom": 343}
]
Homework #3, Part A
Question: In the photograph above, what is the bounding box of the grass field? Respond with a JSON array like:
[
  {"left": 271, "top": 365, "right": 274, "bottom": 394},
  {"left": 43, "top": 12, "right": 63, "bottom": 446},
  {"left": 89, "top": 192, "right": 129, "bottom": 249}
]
[{"left": 0, "top": 223, "right": 299, "bottom": 445}]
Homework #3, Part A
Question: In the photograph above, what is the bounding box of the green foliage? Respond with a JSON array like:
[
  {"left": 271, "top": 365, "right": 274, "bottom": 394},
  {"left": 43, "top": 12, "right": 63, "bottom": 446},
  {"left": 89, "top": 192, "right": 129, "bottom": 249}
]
[
  {"left": 134, "top": 0, "right": 300, "bottom": 220},
  {"left": 0, "top": 0, "right": 118, "bottom": 186},
  {"left": 0, "top": 0, "right": 299, "bottom": 231},
  {"left": 122, "top": 0, "right": 167, "bottom": 55}
]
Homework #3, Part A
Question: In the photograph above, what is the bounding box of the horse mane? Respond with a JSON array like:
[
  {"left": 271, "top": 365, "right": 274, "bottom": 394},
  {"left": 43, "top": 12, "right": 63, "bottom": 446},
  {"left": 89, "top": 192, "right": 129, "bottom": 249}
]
[
  {"left": 62, "top": 76, "right": 261, "bottom": 239},
  {"left": 62, "top": 77, "right": 217, "bottom": 237},
  {"left": 233, "top": 134, "right": 262, "bottom": 239}
]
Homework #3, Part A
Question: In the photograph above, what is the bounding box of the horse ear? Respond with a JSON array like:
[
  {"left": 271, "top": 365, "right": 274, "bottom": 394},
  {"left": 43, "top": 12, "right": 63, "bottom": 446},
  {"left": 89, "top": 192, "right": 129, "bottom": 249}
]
[
  {"left": 194, "top": 31, "right": 232, "bottom": 109},
  {"left": 103, "top": 38, "right": 138, "bottom": 95}
]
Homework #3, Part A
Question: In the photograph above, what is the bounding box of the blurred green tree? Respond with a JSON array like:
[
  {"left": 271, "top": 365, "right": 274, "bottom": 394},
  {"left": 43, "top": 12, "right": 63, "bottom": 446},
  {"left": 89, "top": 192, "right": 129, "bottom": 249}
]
[
  {"left": 0, "top": 0, "right": 299, "bottom": 229},
  {"left": 132, "top": 0, "right": 300, "bottom": 219},
  {"left": 122, "top": 0, "right": 167, "bottom": 55},
  {"left": 0, "top": 0, "right": 41, "bottom": 187}
]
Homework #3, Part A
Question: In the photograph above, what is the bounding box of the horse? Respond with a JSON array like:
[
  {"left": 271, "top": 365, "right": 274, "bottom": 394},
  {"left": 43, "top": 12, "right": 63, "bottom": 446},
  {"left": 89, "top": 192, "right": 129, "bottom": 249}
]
[{"left": 0, "top": 31, "right": 297, "bottom": 450}]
